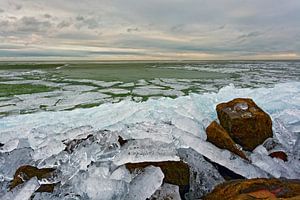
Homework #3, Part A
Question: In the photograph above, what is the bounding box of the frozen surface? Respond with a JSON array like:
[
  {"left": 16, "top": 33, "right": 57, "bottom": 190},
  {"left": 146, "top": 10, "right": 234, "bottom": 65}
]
[{"left": 0, "top": 81, "right": 300, "bottom": 198}]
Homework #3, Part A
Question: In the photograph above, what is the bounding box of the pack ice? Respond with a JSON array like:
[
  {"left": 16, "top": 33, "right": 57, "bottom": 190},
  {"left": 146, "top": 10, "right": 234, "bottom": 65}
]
[{"left": 0, "top": 82, "right": 300, "bottom": 199}]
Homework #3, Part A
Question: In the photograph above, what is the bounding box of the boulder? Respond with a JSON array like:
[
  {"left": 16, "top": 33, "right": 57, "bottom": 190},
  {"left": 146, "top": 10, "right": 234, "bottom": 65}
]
[
  {"left": 216, "top": 98, "right": 273, "bottom": 151},
  {"left": 203, "top": 178, "right": 300, "bottom": 200},
  {"left": 10, "top": 165, "right": 56, "bottom": 193},
  {"left": 206, "top": 121, "right": 248, "bottom": 160},
  {"left": 126, "top": 161, "right": 190, "bottom": 197}
]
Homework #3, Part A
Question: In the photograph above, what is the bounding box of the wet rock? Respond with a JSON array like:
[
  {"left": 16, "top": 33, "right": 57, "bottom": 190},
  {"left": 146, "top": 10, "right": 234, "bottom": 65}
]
[
  {"left": 203, "top": 178, "right": 300, "bottom": 200},
  {"left": 10, "top": 165, "right": 56, "bottom": 193},
  {"left": 126, "top": 161, "right": 190, "bottom": 197},
  {"left": 269, "top": 151, "right": 288, "bottom": 162},
  {"left": 206, "top": 121, "right": 248, "bottom": 160},
  {"left": 216, "top": 98, "right": 273, "bottom": 151}
]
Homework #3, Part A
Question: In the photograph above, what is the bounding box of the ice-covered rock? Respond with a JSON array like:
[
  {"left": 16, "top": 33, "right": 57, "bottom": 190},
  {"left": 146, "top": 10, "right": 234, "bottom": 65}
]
[{"left": 125, "top": 166, "right": 164, "bottom": 200}]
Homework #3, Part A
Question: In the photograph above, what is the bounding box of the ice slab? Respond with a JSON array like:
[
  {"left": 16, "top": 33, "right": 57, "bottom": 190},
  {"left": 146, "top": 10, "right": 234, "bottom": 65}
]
[
  {"left": 178, "top": 148, "right": 224, "bottom": 198},
  {"left": 125, "top": 166, "right": 164, "bottom": 200},
  {"left": 113, "top": 139, "right": 180, "bottom": 166}
]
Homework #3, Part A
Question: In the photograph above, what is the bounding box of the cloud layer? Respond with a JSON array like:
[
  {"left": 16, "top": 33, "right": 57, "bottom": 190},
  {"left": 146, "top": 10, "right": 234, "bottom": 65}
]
[{"left": 0, "top": 0, "right": 300, "bottom": 60}]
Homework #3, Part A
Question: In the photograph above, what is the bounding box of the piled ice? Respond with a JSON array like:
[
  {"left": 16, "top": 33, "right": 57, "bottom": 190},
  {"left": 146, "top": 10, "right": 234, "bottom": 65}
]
[{"left": 0, "top": 82, "right": 300, "bottom": 199}]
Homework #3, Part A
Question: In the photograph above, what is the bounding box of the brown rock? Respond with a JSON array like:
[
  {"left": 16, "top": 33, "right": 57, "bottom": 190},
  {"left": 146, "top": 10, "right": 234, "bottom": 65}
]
[
  {"left": 269, "top": 151, "right": 288, "bottom": 162},
  {"left": 216, "top": 98, "right": 273, "bottom": 151},
  {"left": 203, "top": 178, "right": 300, "bottom": 200},
  {"left": 10, "top": 165, "right": 56, "bottom": 193},
  {"left": 126, "top": 161, "right": 190, "bottom": 197},
  {"left": 206, "top": 121, "right": 248, "bottom": 160}
]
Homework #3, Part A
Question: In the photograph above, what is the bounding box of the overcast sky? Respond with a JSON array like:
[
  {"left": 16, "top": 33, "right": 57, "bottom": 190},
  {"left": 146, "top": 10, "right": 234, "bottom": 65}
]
[{"left": 0, "top": 0, "right": 300, "bottom": 60}]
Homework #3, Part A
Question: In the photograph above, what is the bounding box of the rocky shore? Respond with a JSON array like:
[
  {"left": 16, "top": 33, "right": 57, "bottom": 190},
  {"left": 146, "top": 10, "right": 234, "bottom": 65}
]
[{"left": 0, "top": 97, "right": 299, "bottom": 200}]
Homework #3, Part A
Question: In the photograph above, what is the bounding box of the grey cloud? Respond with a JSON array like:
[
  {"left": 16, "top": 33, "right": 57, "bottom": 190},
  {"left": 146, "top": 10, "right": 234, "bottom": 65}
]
[
  {"left": 44, "top": 14, "right": 52, "bottom": 19},
  {"left": 74, "top": 16, "right": 101, "bottom": 30},
  {"left": 57, "top": 20, "right": 72, "bottom": 29},
  {"left": 17, "top": 17, "right": 52, "bottom": 33},
  {"left": 0, "top": 0, "right": 299, "bottom": 59},
  {"left": 236, "top": 31, "right": 263, "bottom": 41},
  {"left": 0, "top": 8, "right": 4, "bottom": 13}
]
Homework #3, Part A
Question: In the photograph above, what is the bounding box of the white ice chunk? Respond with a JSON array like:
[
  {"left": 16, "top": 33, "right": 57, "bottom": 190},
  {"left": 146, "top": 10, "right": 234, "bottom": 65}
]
[
  {"left": 71, "top": 164, "right": 128, "bottom": 200},
  {"left": 126, "top": 166, "right": 164, "bottom": 200},
  {"left": 0, "top": 139, "right": 19, "bottom": 153}
]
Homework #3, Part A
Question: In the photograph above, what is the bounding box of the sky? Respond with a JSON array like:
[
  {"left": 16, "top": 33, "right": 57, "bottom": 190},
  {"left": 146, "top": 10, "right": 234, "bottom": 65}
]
[{"left": 0, "top": 0, "right": 300, "bottom": 60}]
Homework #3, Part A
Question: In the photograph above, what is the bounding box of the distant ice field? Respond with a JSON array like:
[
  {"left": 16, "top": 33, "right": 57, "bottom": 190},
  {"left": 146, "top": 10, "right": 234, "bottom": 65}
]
[{"left": 0, "top": 61, "right": 299, "bottom": 116}]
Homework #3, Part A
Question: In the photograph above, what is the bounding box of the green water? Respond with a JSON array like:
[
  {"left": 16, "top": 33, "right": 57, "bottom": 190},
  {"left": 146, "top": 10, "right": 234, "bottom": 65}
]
[{"left": 0, "top": 61, "right": 299, "bottom": 117}]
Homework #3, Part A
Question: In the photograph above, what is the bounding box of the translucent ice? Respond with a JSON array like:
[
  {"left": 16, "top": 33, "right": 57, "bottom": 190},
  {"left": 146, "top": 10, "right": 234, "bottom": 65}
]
[
  {"left": 125, "top": 166, "right": 164, "bottom": 200},
  {"left": 178, "top": 148, "right": 224, "bottom": 198},
  {"left": 70, "top": 164, "right": 129, "bottom": 200}
]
